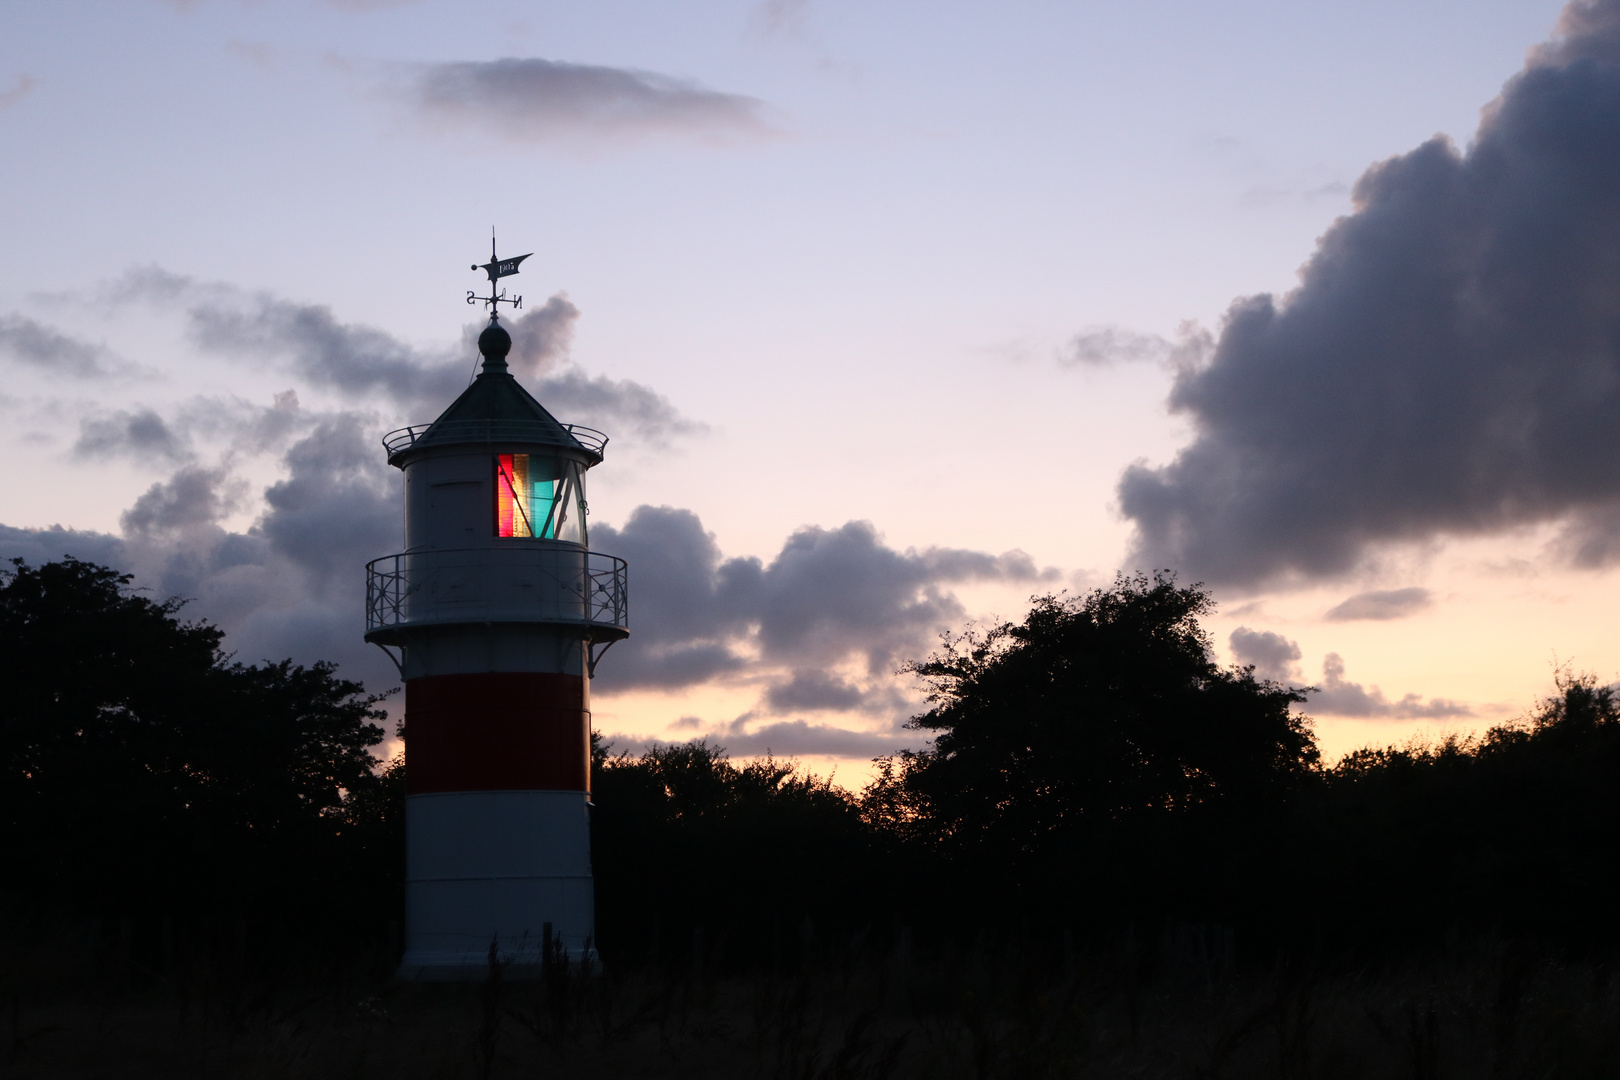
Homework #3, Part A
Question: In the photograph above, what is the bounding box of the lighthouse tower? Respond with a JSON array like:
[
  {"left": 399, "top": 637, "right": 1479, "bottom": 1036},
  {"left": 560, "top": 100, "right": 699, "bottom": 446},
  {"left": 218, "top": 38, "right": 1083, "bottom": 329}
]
[{"left": 364, "top": 242, "right": 627, "bottom": 977}]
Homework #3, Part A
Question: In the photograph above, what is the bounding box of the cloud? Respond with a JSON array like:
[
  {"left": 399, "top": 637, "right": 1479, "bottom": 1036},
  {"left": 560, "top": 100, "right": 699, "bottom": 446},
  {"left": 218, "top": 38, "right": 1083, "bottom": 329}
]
[
  {"left": 1312, "top": 653, "right": 1473, "bottom": 719},
  {"left": 0, "top": 315, "right": 116, "bottom": 377},
  {"left": 600, "top": 718, "right": 905, "bottom": 762},
  {"left": 186, "top": 291, "right": 465, "bottom": 411},
  {"left": 0, "top": 524, "right": 126, "bottom": 570},
  {"left": 255, "top": 418, "right": 400, "bottom": 593},
  {"left": 1059, "top": 323, "right": 1212, "bottom": 370},
  {"left": 66, "top": 392, "right": 308, "bottom": 475},
  {"left": 94, "top": 268, "right": 697, "bottom": 447},
  {"left": 1118, "top": 0, "right": 1620, "bottom": 586},
  {"left": 0, "top": 75, "right": 35, "bottom": 112},
  {"left": 1061, "top": 327, "right": 1173, "bottom": 367},
  {"left": 0, "top": 414, "right": 400, "bottom": 692},
  {"left": 737, "top": 522, "right": 1050, "bottom": 674},
  {"left": 1325, "top": 587, "right": 1433, "bottom": 621},
  {"left": 1551, "top": 500, "right": 1620, "bottom": 567},
  {"left": 409, "top": 57, "right": 772, "bottom": 145},
  {"left": 75, "top": 409, "right": 192, "bottom": 464},
  {"left": 590, "top": 507, "right": 1054, "bottom": 691},
  {"left": 101, "top": 264, "right": 201, "bottom": 307},
  {"left": 498, "top": 294, "right": 578, "bottom": 379},
  {"left": 716, "top": 719, "right": 904, "bottom": 760},
  {"left": 1228, "top": 629, "right": 1467, "bottom": 718},
  {"left": 121, "top": 466, "right": 235, "bottom": 537},
  {"left": 537, "top": 370, "right": 707, "bottom": 446},
  {"left": 765, "top": 669, "right": 867, "bottom": 712},
  {"left": 1228, "top": 626, "right": 1302, "bottom": 683}
]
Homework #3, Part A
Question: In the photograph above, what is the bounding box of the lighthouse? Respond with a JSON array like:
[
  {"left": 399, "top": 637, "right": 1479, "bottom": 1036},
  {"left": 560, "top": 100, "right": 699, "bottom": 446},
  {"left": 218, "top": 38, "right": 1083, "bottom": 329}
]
[{"left": 364, "top": 240, "right": 628, "bottom": 977}]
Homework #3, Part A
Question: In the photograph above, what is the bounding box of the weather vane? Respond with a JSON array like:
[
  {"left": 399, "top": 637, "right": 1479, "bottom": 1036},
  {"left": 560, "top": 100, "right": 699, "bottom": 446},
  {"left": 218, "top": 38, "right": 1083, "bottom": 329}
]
[{"left": 467, "top": 229, "right": 531, "bottom": 315}]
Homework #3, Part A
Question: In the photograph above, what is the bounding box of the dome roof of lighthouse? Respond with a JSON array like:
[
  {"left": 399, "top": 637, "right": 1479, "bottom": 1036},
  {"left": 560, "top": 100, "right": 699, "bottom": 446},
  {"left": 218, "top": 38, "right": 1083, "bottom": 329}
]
[{"left": 382, "top": 317, "right": 606, "bottom": 467}]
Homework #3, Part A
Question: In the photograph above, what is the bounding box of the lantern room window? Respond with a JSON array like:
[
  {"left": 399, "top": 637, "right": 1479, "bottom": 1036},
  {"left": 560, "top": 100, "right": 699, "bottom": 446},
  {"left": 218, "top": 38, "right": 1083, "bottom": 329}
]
[{"left": 495, "top": 454, "right": 587, "bottom": 545}]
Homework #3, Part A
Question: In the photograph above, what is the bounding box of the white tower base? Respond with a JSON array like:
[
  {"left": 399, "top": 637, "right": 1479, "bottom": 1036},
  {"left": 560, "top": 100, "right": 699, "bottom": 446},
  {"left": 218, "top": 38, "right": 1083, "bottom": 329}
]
[{"left": 398, "top": 790, "right": 596, "bottom": 980}]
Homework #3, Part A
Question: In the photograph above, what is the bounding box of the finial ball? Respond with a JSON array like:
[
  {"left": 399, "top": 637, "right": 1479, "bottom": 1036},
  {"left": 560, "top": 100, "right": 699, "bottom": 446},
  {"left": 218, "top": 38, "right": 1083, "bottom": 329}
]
[{"left": 478, "top": 319, "right": 513, "bottom": 361}]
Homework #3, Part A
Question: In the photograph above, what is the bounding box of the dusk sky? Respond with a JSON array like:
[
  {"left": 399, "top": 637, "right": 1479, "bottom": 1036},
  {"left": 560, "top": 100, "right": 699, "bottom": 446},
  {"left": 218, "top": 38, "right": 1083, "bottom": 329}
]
[{"left": 7, "top": 0, "right": 1617, "bottom": 774}]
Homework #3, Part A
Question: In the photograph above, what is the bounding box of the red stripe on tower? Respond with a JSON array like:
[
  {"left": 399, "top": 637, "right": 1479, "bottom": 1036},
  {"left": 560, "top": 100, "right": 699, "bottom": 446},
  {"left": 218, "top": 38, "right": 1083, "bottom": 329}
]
[{"left": 405, "top": 672, "right": 590, "bottom": 794}]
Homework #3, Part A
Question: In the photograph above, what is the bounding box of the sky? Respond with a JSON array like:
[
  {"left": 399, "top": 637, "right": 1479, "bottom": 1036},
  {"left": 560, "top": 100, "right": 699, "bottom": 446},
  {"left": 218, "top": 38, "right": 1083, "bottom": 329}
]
[{"left": 4, "top": 0, "right": 1617, "bottom": 777}]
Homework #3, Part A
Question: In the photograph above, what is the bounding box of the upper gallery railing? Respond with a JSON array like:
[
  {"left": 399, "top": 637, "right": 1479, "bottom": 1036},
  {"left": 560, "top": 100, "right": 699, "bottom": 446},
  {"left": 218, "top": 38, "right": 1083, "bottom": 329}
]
[{"left": 382, "top": 421, "right": 609, "bottom": 458}]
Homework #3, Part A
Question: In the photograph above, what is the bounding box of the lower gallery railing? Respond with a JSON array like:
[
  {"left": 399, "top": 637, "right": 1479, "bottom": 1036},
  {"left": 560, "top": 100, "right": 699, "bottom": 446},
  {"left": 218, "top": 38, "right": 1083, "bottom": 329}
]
[{"left": 365, "top": 547, "right": 628, "bottom": 636}]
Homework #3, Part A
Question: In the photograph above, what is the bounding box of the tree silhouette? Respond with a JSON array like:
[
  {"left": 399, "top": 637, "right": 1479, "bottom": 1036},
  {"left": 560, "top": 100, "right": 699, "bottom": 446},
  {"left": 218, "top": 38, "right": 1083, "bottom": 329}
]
[
  {"left": 0, "top": 558, "right": 389, "bottom": 923},
  {"left": 865, "top": 573, "right": 1316, "bottom": 924}
]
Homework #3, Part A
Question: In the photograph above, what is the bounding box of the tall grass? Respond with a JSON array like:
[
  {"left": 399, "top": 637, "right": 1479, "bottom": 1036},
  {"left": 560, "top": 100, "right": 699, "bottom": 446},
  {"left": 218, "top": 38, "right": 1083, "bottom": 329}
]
[{"left": 8, "top": 919, "right": 1620, "bottom": 1079}]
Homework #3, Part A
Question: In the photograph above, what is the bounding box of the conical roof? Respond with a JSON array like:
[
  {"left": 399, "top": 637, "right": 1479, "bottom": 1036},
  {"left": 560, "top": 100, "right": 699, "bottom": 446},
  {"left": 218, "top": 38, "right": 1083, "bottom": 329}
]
[{"left": 383, "top": 318, "right": 607, "bottom": 466}]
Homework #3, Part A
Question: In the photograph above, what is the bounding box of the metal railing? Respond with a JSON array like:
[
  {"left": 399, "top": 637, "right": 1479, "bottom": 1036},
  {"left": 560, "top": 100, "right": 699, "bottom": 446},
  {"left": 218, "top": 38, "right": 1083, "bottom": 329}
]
[
  {"left": 365, "top": 546, "right": 628, "bottom": 639},
  {"left": 382, "top": 420, "right": 609, "bottom": 458}
]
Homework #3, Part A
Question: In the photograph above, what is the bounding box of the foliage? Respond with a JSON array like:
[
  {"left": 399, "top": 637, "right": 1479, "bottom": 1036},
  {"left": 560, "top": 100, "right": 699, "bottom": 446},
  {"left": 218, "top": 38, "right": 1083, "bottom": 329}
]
[
  {"left": 591, "top": 737, "right": 884, "bottom": 963},
  {"left": 0, "top": 558, "right": 391, "bottom": 925},
  {"left": 863, "top": 574, "right": 1315, "bottom": 926},
  {"left": 1304, "top": 667, "right": 1620, "bottom": 950}
]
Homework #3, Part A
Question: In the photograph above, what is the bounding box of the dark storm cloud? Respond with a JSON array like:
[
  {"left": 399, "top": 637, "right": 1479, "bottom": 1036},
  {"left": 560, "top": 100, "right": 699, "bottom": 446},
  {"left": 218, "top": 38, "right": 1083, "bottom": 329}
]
[
  {"left": 1228, "top": 626, "right": 1302, "bottom": 683},
  {"left": 1325, "top": 587, "right": 1434, "bottom": 621},
  {"left": 412, "top": 57, "right": 771, "bottom": 144},
  {"left": 0, "top": 315, "right": 116, "bottom": 377},
  {"left": 1119, "top": 0, "right": 1620, "bottom": 586},
  {"left": 75, "top": 409, "right": 191, "bottom": 464},
  {"left": 590, "top": 507, "right": 1054, "bottom": 692}
]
